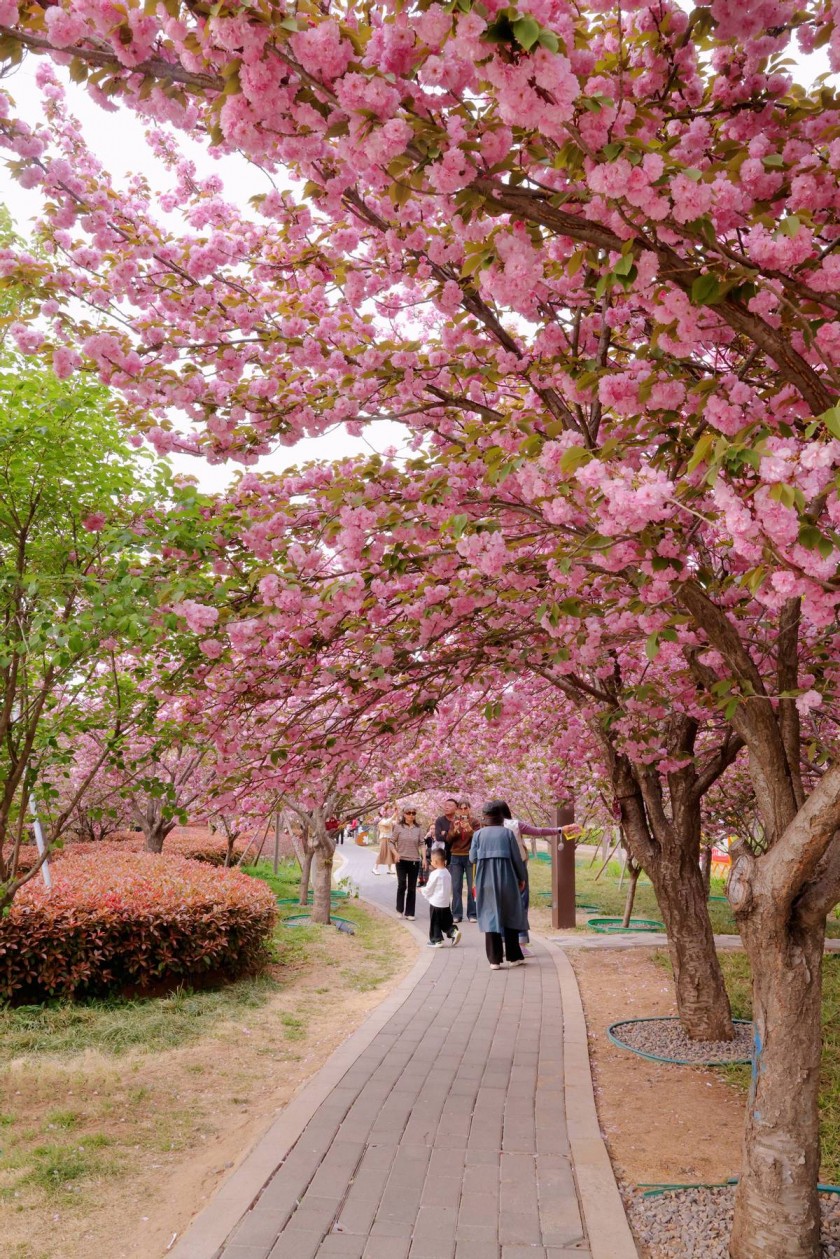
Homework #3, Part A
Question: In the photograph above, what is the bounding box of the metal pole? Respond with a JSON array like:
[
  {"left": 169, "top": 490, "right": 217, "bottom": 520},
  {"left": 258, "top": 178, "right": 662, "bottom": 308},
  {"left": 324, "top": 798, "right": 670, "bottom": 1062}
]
[
  {"left": 30, "top": 797, "right": 52, "bottom": 890},
  {"left": 273, "top": 811, "right": 281, "bottom": 876},
  {"left": 551, "top": 798, "right": 576, "bottom": 930}
]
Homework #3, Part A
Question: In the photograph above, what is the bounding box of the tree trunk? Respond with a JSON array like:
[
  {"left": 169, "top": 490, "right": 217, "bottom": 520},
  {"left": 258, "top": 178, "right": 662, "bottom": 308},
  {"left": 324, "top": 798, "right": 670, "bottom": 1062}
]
[
  {"left": 299, "top": 849, "right": 313, "bottom": 906},
  {"left": 731, "top": 915, "right": 825, "bottom": 1259},
  {"left": 224, "top": 831, "right": 237, "bottom": 867},
  {"left": 311, "top": 844, "right": 333, "bottom": 925},
  {"left": 650, "top": 854, "right": 734, "bottom": 1041},
  {"left": 621, "top": 862, "right": 640, "bottom": 927},
  {"left": 619, "top": 795, "right": 735, "bottom": 1041},
  {"left": 700, "top": 845, "right": 712, "bottom": 896},
  {"left": 144, "top": 820, "right": 174, "bottom": 853}
]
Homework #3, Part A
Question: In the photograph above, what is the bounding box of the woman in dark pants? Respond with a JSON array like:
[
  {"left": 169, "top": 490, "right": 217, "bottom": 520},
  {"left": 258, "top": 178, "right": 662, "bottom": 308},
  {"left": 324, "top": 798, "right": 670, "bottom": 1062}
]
[
  {"left": 469, "top": 800, "right": 528, "bottom": 969},
  {"left": 392, "top": 807, "right": 425, "bottom": 920}
]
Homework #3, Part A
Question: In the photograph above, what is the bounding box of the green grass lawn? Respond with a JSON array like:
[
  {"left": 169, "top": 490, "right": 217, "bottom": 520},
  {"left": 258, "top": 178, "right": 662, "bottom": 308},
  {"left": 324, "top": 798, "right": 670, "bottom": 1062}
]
[
  {"left": 528, "top": 857, "right": 840, "bottom": 938},
  {"left": 242, "top": 860, "right": 399, "bottom": 990}
]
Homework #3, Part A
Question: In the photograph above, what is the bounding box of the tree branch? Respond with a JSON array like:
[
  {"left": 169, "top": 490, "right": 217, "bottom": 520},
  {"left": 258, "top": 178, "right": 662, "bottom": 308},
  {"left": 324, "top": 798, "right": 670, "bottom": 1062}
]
[
  {"left": 0, "top": 27, "right": 225, "bottom": 91},
  {"left": 794, "top": 831, "right": 840, "bottom": 927}
]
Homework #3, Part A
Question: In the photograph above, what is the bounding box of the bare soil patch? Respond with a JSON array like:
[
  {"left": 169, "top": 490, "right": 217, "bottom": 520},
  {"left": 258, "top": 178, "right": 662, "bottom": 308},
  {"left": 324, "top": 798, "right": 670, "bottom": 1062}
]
[
  {"left": 570, "top": 947, "right": 744, "bottom": 1187},
  {"left": 0, "top": 902, "right": 416, "bottom": 1259}
]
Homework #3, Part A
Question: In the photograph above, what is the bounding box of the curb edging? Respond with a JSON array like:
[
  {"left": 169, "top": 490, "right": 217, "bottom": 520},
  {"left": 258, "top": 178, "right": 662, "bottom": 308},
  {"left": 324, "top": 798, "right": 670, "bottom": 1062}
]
[{"left": 542, "top": 938, "right": 640, "bottom": 1259}]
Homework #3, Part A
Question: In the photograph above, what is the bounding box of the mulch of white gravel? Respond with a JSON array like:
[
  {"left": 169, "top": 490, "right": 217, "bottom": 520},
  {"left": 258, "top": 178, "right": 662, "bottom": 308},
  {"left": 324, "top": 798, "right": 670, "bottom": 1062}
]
[
  {"left": 609, "top": 1016, "right": 753, "bottom": 1064},
  {"left": 625, "top": 1184, "right": 840, "bottom": 1259}
]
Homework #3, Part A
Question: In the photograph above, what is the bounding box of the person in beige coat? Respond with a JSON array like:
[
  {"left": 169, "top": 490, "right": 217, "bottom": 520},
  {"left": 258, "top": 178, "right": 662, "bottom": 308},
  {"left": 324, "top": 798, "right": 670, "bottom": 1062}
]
[
  {"left": 392, "top": 807, "right": 425, "bottom": 919},
  {"left": 373, "top": 805, "right": 398, "bottom": 876}
]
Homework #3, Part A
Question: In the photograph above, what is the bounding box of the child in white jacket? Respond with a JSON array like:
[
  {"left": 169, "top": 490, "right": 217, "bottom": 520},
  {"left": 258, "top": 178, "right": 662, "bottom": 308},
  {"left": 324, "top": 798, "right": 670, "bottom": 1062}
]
[{"left": 420, "top": 849, "right": 462, "bottom": 948}]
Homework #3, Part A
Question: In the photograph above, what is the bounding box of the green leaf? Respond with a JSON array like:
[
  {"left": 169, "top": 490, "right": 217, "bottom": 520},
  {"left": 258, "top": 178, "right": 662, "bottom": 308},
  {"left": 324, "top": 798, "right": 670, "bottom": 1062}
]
[
  {"left": 645, "top": 633, "right": 660, "bottom": 661},
  {"left": 559, "top": 445, "right": 592, "bottom": 474},
  {"left": 688, "top": 432, "right": 715, "bottom": 473},
  {"left": 512, "top": 16, "right": 541, "bottom": 50},
  {"left": 778, "top": 215, "right": 801, "bottom": 237},
  {"left": 820, "top": 405, "right": 840, "bottom": 439},
  {"left": 799, "top": 523, "right": 826, "bottom": 552},
  {"left": 690, "top": 274, "right": 723, "bottom": 306}
]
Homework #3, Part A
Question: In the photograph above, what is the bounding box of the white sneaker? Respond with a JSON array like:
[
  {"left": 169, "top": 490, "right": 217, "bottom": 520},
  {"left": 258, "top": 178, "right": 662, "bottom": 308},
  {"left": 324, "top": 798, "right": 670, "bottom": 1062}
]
[
  {"left": 489, "top": 963, "right": 502, "bottom": 971},
  {"left": 508, "top": 959, "right": 526, "bottom": 968},
  {"left": 372, "top": 868, "right": 380, "bottom": 876},
  {"left": 427, "top": 940, "right": 444, "bottom": 948},
  {"left": 405, "top": 915, "right": 415, "bottom": 920},
  {"left": 451, "top": 928, "right": 461, "bottom": 947}
]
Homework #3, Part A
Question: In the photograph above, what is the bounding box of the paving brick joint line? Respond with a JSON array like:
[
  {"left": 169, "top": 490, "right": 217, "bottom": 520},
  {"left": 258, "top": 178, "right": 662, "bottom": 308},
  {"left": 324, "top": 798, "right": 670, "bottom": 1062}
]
[{"left": 216, "top": 844, "right": 593, "bottom": 1259}]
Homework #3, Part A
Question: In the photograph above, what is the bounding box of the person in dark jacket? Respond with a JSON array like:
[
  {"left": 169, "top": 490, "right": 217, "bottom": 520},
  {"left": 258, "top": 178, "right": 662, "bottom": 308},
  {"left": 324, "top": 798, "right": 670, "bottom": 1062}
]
[
  {"left": 430, "top": 796, "right": 457, "bottom": 860},
  {"left": 448, "top": 800, "right": 480, "bottom": 923},
  {"left": 469, "top": 800, "right": 527, "bottom": 969}
]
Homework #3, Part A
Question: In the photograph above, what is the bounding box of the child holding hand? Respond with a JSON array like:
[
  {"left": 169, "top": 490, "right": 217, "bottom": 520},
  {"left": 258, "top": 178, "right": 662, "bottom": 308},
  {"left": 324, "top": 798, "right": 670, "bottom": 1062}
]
[{"left": 420, "top": 848, "right": 462, "bottom": 948}]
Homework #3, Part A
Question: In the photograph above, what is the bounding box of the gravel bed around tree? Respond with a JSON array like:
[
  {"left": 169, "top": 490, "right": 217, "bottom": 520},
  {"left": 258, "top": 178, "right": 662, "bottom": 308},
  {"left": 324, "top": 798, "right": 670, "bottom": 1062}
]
[
  {"left": 609, "top": 1016, "right": 753, "bottom": 1064},
  {"left": 626, "top": 1185, "right": 840, "bottom": 1258}
]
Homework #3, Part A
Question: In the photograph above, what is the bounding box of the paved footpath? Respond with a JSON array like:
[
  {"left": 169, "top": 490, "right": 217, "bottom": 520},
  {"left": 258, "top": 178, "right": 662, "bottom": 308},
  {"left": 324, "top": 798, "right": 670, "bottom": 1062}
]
[{"left": 181, "top": 842, "right": 635, "bottom": 1259}]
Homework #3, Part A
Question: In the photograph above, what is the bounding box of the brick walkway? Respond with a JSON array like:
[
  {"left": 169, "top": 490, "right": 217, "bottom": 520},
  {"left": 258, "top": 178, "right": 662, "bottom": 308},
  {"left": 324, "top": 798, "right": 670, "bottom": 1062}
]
[{"left": 217, "top": 842, "right": 591, "bottom": 1259}]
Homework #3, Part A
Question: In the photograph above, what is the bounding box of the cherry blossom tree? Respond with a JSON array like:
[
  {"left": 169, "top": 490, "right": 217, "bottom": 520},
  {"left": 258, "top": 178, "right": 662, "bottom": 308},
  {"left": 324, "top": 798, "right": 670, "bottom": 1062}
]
[
  {"left": 3, "top": 3, "right": 840, "bottom": 1252},
  {"left": 200, "top": 452, "right": 742, "bottom": 1038}
]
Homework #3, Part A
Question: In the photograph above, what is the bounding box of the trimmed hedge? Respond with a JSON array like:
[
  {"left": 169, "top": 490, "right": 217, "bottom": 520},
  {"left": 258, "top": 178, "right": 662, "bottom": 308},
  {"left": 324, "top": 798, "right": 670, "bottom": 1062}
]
[
  {"left": 0, "top": 851, "right": 277, "bottom": 1002},
  {"left": 15, "top": 826, "right": 250, "bottom": 873},
  {"left": 165, "top": 828, "right": 251, "bottom": 865}
]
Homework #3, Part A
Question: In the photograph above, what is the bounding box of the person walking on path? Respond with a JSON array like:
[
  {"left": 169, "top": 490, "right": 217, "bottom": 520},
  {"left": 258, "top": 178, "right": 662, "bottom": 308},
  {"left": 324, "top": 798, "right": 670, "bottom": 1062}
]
[
  {"left": 499, "top": 801, "right": 564, "bottom": 952},
  {"left": 448, "top": 800, "right": 480, "bottom": 924},
  {"left": 392, "top": 807, "right": 425, "bottom": 920},
  {"left": 420, "top": 848, "right": 462, "bottom": 948},
  {"left": 431, "top": 796, "right": 458, "bottom": 864},
  {"left": 470, "top": 800, "right": 528, "bottom": 970},
  {"left": 372, "top": 804, "right": 398, "bottom": 876}
]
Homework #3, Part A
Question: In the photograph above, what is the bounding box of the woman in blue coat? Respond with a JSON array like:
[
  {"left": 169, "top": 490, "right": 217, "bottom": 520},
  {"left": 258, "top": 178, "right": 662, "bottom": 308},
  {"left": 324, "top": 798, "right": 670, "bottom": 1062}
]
[{"left": 469, "top": 800, "right": 528, "bottom": 969}]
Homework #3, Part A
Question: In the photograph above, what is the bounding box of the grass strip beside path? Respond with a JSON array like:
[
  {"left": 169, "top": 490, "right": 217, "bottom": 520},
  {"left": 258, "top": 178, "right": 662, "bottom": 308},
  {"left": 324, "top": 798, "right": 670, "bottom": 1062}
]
[{"left": 528, "top": 856, "right": 840, "bottom": 938}]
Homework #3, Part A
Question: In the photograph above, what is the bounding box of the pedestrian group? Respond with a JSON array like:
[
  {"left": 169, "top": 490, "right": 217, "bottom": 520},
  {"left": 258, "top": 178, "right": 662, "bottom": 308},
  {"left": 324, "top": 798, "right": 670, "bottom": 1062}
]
[{"left": 371, "top": 796, "right": 562, "bottom": 970}]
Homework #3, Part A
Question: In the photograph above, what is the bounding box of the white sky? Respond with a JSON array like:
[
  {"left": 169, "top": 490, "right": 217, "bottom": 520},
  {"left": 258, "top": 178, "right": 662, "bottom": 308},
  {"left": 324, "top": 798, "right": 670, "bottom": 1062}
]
[{"left": 2, "top": 36, "right": 836, "bottom": 492}]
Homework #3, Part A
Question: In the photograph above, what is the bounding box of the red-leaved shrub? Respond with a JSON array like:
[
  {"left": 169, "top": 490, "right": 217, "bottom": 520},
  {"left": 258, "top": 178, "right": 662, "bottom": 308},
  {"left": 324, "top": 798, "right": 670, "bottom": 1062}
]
[
  {"left": 15, "top": 826, "right": 251, "bottom": 873},
  {"left": 164, "top": 828, "right": 251, "bottom": 865},
  {"left": 0, "top": 851, "right": 277, "bottom": 1002}
]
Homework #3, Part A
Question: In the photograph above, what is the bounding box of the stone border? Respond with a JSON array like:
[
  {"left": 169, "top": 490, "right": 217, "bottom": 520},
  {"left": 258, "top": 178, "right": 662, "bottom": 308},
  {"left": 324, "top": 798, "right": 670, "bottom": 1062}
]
[
  {"left": 169, "top": 898, "right": 430, "bottom": 1259},
  {"left": 543, "top": 940, "right": 640, "bottom": 1259}
]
